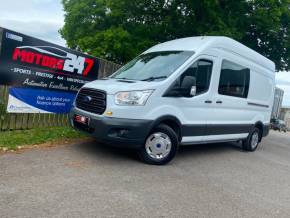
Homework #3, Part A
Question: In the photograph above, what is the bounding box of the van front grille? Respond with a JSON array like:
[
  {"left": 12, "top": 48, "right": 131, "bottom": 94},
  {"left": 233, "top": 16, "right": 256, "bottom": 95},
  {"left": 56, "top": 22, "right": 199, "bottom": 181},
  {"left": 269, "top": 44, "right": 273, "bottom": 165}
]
[{"left": 76, "top": 88, "right": 106, "bottom": 115}]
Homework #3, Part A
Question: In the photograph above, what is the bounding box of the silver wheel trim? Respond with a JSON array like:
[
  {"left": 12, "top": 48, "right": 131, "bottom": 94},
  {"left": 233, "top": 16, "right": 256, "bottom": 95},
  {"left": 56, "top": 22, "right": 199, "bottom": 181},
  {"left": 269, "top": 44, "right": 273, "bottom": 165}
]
[
  {"left": 145, "top": 132, "right": 172, "bottom": 160},
  {"left": 251, "top": 132, "right": 259, "bottom": 149}
]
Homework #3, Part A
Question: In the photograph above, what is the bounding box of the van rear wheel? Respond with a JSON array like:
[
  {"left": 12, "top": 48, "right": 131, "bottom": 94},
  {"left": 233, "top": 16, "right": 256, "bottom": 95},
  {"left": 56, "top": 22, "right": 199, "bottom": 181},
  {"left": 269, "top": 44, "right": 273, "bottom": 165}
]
[
  {"left": 138, "top": 124, "right": 178, "bottom": 165},
  {"left": 242, "top": 127, "right": 260, "bottom": 152}
]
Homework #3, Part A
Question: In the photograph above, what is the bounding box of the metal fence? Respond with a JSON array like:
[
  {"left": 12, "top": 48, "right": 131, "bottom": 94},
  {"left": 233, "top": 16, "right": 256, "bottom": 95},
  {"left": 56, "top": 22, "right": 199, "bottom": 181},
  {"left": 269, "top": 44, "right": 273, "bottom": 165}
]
[{"left": 0, "top": 59, "right": 120, "bottom": 131}]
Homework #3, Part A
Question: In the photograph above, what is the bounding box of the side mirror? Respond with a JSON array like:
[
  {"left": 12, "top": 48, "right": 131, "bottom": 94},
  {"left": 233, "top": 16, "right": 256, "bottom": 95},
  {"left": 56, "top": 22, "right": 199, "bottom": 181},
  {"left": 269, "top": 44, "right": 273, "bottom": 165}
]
[
  {"left": 190, "top": 86, "right": 197, "bottom": 96},
  {"left": 181, "top": 76, "right": 196, "bottom": 97}
]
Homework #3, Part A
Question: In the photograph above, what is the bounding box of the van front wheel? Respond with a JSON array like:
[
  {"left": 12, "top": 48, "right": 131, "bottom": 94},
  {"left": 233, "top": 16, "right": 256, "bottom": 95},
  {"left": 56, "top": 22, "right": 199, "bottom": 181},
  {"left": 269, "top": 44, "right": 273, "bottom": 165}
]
[
  {"left": 138, "top": 124, "right": 178, "bottom": 165},
  {"left": 242, "top": 128, "right": 260, "bottom": 151}
]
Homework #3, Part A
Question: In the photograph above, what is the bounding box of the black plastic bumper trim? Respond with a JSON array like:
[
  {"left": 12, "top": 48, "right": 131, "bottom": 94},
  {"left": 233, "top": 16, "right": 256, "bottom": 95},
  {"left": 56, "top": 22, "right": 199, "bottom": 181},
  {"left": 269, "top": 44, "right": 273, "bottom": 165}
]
[
  {"left": 182, "top": 124, "right": 253, "bottom": 136},
  {"left": 70, "top": 108, "right": 153, "bottom": 148}
]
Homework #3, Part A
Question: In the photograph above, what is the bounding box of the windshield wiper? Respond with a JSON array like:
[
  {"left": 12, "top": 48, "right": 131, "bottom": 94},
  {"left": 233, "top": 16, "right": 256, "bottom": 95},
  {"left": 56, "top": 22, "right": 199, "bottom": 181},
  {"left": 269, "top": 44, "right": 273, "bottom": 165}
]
[
  {"left": 100, "top": 77, "right": 110, "bottom": 80},
  {"left": 141, "top": 76, "right": 167, "bottom": 81},
  {"left": 114, "top": 77, "right": 132, "bottom": 80}
]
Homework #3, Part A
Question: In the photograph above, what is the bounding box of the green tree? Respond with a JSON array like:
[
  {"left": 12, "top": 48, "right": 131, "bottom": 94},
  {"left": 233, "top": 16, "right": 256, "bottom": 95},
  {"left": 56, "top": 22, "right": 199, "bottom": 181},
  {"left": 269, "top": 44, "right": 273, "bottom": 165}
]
[{"left": 60, "top": 0, "right": 290, "bottom": 71}]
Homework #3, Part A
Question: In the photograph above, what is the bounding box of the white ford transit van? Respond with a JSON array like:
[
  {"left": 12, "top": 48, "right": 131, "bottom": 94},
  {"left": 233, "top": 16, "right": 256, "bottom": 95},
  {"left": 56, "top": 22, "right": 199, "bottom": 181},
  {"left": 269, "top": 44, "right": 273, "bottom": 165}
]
[{"left": 70, "top": 37, "right": 275, "bottom": 165}]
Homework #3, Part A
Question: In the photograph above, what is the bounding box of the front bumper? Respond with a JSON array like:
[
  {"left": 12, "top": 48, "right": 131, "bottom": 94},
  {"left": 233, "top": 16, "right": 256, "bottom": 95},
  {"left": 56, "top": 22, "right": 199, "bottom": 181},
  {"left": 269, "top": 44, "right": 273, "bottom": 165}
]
[{"left": 70, "top": 107, "right": 153, "bottom": 148}]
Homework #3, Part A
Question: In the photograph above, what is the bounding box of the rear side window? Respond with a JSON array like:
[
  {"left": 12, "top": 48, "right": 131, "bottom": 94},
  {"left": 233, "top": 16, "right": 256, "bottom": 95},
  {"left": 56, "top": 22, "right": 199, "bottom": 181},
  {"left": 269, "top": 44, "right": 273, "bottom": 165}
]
[{"left": 218, "top": 60, "right": 250, "bottom": 98}]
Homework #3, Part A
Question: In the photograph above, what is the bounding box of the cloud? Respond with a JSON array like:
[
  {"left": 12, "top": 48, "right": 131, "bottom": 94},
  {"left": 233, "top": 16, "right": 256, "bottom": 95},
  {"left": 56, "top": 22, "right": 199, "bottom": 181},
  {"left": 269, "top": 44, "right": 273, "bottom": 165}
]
[
  {"left": 0, "top": 19, "right": 65, "bottom": 46},
  {"left": 276, "top": 85, "right": 290, "bottom": 108},
  {"left": 0, "top": 0, "right": 65, "bottom": 46},
  {"left": 276, "top": 71, "right": 290, "bottom": 108},
  {"left": 0, "top": 0, "right": 64, "bottom": 22}
]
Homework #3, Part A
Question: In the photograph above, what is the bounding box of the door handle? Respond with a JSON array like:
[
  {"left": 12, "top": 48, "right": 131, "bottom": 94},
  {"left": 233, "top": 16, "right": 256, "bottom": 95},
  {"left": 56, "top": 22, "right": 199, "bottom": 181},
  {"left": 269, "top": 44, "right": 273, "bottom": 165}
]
[
  {"left": 216, "top": 100, "right": 223, "bottom": 104},
  {"left": 204, "top": 100, "right": 212, "bottom": 104}
]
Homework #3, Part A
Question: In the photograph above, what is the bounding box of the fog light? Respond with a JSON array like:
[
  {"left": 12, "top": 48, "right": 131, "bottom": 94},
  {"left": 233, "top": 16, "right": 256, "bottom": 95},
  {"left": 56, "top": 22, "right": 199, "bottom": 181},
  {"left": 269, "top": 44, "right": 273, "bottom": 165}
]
[
  {"left": 106, "top": 111, "right": 113, "bottom": 116},
  {"left": 108, "top": 128, "right": 130, "bottom": 138},
  {"left": 118, "top": 129, "right": 129, "bottom": 137}
]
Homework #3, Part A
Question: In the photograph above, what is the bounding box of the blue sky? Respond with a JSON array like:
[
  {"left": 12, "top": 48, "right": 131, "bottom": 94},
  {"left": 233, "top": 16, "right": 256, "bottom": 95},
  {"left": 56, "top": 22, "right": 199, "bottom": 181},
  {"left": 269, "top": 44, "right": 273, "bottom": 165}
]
[{"left": 0, "top": 0, "right": 289, "bottom": 107}]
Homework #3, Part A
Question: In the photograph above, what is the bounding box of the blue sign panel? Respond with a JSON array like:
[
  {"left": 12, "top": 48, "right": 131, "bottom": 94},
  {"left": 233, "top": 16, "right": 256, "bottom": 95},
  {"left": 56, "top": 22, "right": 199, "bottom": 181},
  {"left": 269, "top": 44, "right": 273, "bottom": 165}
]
[{"left": 7, "top": 87, "right": 76, "bottom": 113}]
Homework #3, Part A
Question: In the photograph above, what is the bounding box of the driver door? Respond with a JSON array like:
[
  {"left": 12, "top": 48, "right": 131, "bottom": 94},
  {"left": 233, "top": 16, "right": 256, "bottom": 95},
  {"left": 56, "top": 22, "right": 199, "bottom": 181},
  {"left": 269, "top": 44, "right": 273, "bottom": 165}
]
[{"left": 166, "top": 56, "right": 216, "bottom": 144}]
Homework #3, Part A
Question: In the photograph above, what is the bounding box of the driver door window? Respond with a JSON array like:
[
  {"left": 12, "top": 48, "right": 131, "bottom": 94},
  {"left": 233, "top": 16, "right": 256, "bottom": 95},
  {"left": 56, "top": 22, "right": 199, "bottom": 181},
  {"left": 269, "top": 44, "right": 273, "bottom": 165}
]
[
  {"left": 183, "top": 59, "right": 213, "bottom": 95},
  {"left": 166, "top": 59, "right": 213, "bottom": 97}
]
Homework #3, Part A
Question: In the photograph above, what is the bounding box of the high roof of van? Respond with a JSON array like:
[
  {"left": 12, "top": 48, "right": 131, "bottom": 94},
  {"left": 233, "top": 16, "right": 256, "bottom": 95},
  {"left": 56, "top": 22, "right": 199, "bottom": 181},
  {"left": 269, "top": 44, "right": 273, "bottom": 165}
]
[{"left": 144, "top": 36, "right": 275, "bottom": 72}]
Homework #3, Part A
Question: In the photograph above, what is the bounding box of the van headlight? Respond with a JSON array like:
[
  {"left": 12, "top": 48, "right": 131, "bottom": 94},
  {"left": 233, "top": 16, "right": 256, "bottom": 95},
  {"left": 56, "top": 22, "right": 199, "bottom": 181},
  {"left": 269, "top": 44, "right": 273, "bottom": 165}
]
[{"left": 115, "top": 90, "right": 154, "bottom": 106}]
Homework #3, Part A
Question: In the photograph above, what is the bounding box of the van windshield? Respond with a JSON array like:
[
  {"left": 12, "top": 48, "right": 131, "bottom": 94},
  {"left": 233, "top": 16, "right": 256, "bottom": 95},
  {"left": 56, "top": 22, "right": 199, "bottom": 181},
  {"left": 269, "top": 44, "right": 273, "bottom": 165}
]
[{"left": 110, "top": 51, "right": 194, "bottom": 81}]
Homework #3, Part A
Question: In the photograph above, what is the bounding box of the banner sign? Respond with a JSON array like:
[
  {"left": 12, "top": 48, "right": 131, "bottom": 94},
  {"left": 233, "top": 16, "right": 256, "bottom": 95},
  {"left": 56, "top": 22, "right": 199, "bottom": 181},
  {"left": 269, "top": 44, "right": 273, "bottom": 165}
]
[
  {"left": 0, "top": 27, "right": 99, "bottom": 92},
  {"left": 7, "top": 87, "right": 76, "bottom": 113}
]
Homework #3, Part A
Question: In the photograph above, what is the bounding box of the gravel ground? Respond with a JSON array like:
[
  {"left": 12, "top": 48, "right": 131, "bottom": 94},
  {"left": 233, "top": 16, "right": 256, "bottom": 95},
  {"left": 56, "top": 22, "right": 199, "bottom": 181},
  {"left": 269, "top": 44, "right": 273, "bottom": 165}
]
[{"left": 1, "top": 130, "right": 290, "bottom": 218}]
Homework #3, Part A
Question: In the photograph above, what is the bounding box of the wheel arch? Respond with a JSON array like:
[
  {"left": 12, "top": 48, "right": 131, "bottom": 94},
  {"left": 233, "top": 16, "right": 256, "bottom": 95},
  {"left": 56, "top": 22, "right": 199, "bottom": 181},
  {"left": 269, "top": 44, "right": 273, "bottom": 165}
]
[
  {"left": 150, "top": 115, "right": 183, "bottom": 142},
  {"left": 254, "top": 121, "right": 264, "bottom": 141}
]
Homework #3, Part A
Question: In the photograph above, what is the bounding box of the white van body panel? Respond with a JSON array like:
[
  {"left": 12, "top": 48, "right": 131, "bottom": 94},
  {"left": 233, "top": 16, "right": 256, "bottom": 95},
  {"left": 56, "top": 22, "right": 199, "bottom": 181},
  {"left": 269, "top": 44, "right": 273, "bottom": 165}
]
[
  {"left": 144, "top": 37, "right": 275, "bottom": 72},
  {"left": 72, "top": 36, "right": 275, "bottom": 146}
]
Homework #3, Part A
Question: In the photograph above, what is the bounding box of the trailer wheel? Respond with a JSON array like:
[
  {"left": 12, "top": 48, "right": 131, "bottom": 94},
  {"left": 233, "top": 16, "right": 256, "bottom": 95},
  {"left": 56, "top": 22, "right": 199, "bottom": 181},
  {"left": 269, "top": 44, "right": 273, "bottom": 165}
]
[
  {"left": 242, "top": 128, "right": 260, "bottom": 152},
  {"left": 138, "top": 124, "right": 178, "bottom": 165}
]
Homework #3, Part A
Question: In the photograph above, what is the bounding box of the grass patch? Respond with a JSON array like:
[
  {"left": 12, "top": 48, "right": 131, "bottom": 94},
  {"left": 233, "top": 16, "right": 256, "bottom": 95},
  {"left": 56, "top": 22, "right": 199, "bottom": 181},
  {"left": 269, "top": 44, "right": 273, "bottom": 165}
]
[{"left": 0, "top": 126, "right": 87, "bottom": 151}]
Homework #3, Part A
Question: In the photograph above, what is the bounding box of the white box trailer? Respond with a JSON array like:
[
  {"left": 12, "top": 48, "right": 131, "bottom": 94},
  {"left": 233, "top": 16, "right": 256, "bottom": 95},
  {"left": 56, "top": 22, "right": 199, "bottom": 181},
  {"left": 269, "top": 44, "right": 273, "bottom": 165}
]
[
  {"left": 71, "top": 36, "right": 275, "bottom": 165},
  {"left": 271, "top": 87, "right": 284, "bottom": 119}
]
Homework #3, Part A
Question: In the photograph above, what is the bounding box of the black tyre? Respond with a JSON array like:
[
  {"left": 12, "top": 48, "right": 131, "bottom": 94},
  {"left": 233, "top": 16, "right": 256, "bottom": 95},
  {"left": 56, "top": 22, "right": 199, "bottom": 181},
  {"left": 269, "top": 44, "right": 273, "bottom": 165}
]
[
  {"left": 138, "top": 124, "right": 179, "bottom": 165},
  {"left": 242, "top": 127, "right": 260, "bottom": 152}
]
